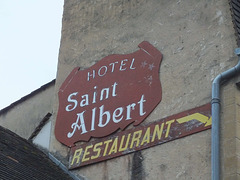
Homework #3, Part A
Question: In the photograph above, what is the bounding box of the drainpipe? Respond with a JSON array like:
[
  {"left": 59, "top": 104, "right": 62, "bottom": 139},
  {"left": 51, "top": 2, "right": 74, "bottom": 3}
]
[
  {"left": 211, "top": 48, "right": 240, "bottom": 180},
  {"left": 48, "top": 153, "right": 81, "bottom": 180}
]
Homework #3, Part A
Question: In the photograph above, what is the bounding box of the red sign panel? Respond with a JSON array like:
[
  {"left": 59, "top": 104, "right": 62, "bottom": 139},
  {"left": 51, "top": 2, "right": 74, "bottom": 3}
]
[
  {"left": 55, "top": 41, "right": 163, "bottom": 147},
  {"left": 69, "top": 103, "right": 211, "bottom": 169}
]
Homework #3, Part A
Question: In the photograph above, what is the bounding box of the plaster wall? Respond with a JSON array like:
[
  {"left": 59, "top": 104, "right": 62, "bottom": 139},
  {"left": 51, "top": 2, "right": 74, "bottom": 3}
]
[
  {"left": 50, "top": 0, "right": 238, "bottom": 179},
  {"left": 0, "top": 81, "right": 55, "bottom": 139}
]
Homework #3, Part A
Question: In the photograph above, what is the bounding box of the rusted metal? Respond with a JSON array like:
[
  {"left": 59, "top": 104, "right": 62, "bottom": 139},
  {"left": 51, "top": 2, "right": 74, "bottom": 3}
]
[
  {"left": 55, "top": 41, "right": 163, "bottom": 147},
  {"left": 69, "top": 103, "right": 211, "bottom": 169}
]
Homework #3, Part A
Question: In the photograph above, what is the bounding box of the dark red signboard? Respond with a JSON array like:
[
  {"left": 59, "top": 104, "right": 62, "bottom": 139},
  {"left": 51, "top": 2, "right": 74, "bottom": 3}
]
[
  {"left": 55, "top": 41, "right": 163, "bottom": 147},
  {"left": 69, "top": 103, "right": 211, "bottom": 169}
]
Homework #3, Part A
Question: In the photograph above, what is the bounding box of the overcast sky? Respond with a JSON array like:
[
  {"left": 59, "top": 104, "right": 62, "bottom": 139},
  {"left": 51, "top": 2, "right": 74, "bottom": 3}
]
[{"left": 0, "top": 0, "right": 64, "bottom": 109}]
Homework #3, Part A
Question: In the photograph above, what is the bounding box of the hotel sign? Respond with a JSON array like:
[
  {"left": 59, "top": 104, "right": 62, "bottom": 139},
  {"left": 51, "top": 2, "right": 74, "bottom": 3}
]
[
  {"left": 55, "top": 41, "right": 211, "bottom": 169},
  {"left": 55, "top": 41, "right": 163, "bottom": 147}
]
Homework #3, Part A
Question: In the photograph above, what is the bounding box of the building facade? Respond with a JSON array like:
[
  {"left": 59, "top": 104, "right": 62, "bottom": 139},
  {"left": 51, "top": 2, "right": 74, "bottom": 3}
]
[{"left": 1, "top": 0, "right": 240, "bottom": 179}]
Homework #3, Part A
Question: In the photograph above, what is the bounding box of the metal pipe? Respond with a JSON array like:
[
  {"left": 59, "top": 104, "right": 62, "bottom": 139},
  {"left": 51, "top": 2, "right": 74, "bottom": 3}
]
[
  {"left": 211, "top": 48, "right": 240, "bottom": 180},
  {"left": 48, "top": 153, "right": 81, "bottom": 180}
]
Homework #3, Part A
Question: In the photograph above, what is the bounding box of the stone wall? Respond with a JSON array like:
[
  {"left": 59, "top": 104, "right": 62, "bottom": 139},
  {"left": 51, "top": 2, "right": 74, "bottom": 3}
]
[
  {"left": 221, "top": 77, "right": 240, "bottom": 179},
  {"left": 50, "top": 0, "right": 238, "bottom": 179}
]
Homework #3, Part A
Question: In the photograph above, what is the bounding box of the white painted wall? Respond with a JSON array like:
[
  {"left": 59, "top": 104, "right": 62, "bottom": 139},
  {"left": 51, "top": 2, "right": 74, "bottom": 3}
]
[{"left": 33, "top": 120, "right": 51, "bottom": 150}]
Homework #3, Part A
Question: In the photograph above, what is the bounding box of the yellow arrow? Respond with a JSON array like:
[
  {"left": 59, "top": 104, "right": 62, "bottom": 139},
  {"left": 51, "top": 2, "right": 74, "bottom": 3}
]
[{"left": 176, "top": 113, "right": 212, "bottom": 127}]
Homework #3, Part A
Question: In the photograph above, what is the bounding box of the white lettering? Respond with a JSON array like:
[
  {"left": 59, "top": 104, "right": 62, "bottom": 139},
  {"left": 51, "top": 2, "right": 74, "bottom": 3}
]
[
  {"left": 67, "top": 111, "right": 87, "bottom": 138},
  {"left": 91, "top": 108, "right": 96, "bottom": 131},
  {"left": 126, "top": 103, "right": 136, "bottom": 120},
  {"left": 92, "top": 86, "right": 97, "bottom": 104},
  {"left": 98, "top": 105, "right": 110, "bottom": 127},
  {"left": 80, "top": 94, "right": 89, "bottom": 107},
  {"left": 113, "top": 107, "right": 123, "bottom": 123},
  {"left": 66, "top": 92, "right": 78, "bottom": 112},
  {"left": 65, "top": 82, "right": 117, "bottom": 110},
  {"left": 68, "top": 94, "right": 147, "bottom": 137},
  {"left": 112, "top": 82, "right": 118, "bottom": 97},
  {"left": 130, "top": 58, "right": 136, "bottom": 70},
  {"left": 98, "top": 66, "right": 107, "bottom": 76},
  {"left": 138, "top": 95, "right": 146, "bottom": 116},
  {"left": 109, "top": 61, "right": 118, "bottom": 72},
  {"left": 100, "top": 88, "right": 110, "bottom": 100},
  {"left": 87, "top": 70, "right": 95, "bottom": 81},
  {"left": 119, "top": 59, "right": 128, "bottom": 71},
  {"left": 86, "top": 58, "right": 136, "bottom": 80}
]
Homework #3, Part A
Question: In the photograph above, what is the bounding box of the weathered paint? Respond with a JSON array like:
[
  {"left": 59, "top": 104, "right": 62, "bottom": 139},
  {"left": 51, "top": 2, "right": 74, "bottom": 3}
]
[
  {"left": 69, "top": 103, "right": 211, "bottom": 169},
  {"left": 55, "top": 41, "right": 163, "bottom": 147}
]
